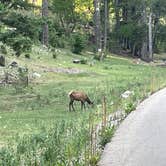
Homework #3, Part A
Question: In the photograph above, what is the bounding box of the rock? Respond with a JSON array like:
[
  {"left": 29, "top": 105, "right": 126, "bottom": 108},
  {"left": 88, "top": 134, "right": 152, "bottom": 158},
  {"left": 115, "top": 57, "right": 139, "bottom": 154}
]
[
  {"left": 73, "top": 59, "right": 81, "bottom": 64},
  {"left": 9, "top": 61, "right": 18, "bottom": 68},
  {"left": 32, "top": 72, "right": 41, "bottom": 78},
  {"left": 0, "top": 55, "right": 5, "bottom": 66},
  {"left": 133, "top": 58, "right": 141, "bottom": 65}
]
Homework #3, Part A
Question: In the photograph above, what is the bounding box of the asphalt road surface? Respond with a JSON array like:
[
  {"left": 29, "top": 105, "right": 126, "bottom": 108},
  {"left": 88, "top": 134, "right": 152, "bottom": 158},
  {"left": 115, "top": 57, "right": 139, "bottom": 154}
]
[{"left": 99, "top": 88, "right": 166, "bottom": 166}]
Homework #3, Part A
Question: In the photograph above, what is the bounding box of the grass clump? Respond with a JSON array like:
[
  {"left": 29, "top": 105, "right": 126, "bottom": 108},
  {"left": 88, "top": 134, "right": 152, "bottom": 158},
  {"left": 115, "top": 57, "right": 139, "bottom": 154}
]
[
  {"left": 99, "top": 127, "right": 115, "bottom": 148},
  {"left": 124, "top": 102, "right": 136, "bottom": 114}
]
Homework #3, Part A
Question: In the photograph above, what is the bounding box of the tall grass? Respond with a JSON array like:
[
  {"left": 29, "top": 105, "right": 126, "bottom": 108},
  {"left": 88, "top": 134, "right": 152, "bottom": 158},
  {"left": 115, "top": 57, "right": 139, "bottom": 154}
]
[{"left": 0, "top": 121, "right": 89, "bottom": 166}]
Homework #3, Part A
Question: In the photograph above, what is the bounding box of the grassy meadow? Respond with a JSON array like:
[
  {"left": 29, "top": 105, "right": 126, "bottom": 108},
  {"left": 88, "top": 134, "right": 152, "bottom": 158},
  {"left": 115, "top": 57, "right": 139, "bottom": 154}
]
[{"left": 1, "top": 47, "right": 166, "bottom": 165}]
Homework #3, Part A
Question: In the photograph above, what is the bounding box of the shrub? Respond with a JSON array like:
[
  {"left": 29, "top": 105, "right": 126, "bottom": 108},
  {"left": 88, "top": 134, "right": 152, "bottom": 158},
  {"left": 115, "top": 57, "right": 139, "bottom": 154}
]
[
  {"left": 89, "top": 155, "right": 100, "bottom": 166},
  {"left": 49, "top": 34, "right": 67, "bottom": 48},
  {"left": 71, "top": 33, "right": 86, "bottom": 54},
  {"left": 51, "top": 48, "right": 58, "bottom": 59},
  {"left": 99, "top": 126, "right": 114, "bottom": 148},
  {"left": 9, "top": 36, "right": 32, "bottom": 57},
  {"left": 48, "top": 19, "right": 66, "bottom": 48},
  {"left": 80, "top": 58, "right": 87, "bottom": 64},
  {"left": 0, "top": 44, "right": 7, "bottom": 54},
  {"left": 93, "top": 54, "right": 101, "bottom": 61}
]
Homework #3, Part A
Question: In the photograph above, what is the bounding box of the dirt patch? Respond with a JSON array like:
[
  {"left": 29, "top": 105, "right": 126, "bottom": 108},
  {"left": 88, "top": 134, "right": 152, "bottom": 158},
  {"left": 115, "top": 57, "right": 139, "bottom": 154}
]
[
  {"left": 1, "top": 94, "right": 37, "bottom": 100},
  {"left": 156, "top": 63, "right": 166, "bottom": 67},
  {"left": 36, "top": 65, "right": 85, "bottom": 74}
]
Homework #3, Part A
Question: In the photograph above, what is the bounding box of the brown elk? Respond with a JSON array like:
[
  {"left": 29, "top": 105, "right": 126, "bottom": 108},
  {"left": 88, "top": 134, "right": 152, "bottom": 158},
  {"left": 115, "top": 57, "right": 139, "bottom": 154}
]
[{"left": 68, "top": 91, "right": 93, "bottom": 111}]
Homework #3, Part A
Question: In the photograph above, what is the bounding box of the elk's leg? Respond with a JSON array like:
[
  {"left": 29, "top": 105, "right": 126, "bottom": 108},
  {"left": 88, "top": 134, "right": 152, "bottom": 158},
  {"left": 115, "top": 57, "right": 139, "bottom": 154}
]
[
  {"left": 87, "top": 103, "right": 90, "bottom": 109},
  {"left": 81, "top": 101, "right": 86, "bottom": 111},
  {"left": 71, "top": 100, "right": 75, "bottom": 111},
  {"left": 69, "top": 100, "right": 75, "bottom": 111},
  {"left": 69, "top": 100, "right": 72, "bottom": 111},
  {"left": 81, "top": 101, "right": 84, "bottom": 110},
  {"left": 84, "top": 102, "right": 86, "bottom": 110}
]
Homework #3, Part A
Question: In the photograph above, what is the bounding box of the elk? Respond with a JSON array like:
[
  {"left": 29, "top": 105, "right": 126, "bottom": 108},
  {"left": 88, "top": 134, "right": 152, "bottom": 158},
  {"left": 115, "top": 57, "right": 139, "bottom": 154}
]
[{"left": 68, "top": 91, "right": 93, "bottom": 111}]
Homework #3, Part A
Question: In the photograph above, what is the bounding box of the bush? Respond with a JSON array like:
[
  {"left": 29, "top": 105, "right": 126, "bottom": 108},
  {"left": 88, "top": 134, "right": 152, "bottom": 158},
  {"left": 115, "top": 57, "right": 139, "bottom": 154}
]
[
  {"left": 93, "top": 54, "right": 101, "bottom": 61},
  {"left": 80, "top": 58, "right": 87, "bottom": 64},
  {"left": 48, "top": 19, "right": 67, "bottom": 48},
  {"left": 71, "top": 33, "right": 86, "bottom": 54},
  {"left": 99, "top": 126, "right": 114, "bottom": 148},
  {"left": 89, "top": 155, "right": 100, "bottom": 166},
  {"left": 49, "top": 34, "right": 67, "bottom": 48},
  {"left": 0, "top": 44, "right": 7, "bottom": 54},
  {"left": 2, "top": 11, "right": 41, "bottom": 41},
  {"left": 7, "top": 35, "right": 32, "bottom": 57},
  {"left": 50, "top": 48, "right": 58, "bottom": 59}
]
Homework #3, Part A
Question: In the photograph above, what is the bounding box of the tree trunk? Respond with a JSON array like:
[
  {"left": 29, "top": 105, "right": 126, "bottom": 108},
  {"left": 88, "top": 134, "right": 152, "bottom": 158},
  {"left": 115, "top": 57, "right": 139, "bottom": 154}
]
[
  {"left": 132, "top": 44, "right": 136, "bottom": 57},
  {"left": 141, "top": 5, "right": 148, "bottom": 61},
  {"left": 148, "top": 12, "right": 153, "bottom": 60},
  {"left": 153, "top": 16, "right": 159, "bottom": 53},
  {"left": 94, "top": 0, "right": 101, "bottom": 54},
  {"left": 101, "top": 0, "right": 108, "bottom": 60},
  {"left": 115, "top": 0, "right": 120, "bottom": 30},
  {"left": 42, "top": 0, "right": 49, "bottom": 46},
  {"left": 141, "top": 42, "right": 148, "bottom": 60}
]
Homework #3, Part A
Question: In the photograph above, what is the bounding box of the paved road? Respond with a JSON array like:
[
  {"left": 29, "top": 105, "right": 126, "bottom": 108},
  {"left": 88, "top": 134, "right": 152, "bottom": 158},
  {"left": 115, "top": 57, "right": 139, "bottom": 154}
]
[{"left": 99, "top": 88, "right": 166, "bottom": 166}]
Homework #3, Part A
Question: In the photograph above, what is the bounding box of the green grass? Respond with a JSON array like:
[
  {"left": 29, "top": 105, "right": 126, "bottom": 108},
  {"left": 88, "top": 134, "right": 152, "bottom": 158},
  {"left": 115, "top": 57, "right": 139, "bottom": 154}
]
[{"left": 0, "top": 47, "right": 166, "bottom": 146}]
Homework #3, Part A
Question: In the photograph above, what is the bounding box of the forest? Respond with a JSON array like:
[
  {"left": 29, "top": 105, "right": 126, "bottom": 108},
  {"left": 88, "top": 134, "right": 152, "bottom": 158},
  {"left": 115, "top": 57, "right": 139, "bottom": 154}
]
[
  {"left": 0, "top": 0, "right": 166, "bottom": 165},
  {"left": 0, "top": 0, "right": 166, "bottom": 60}
]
